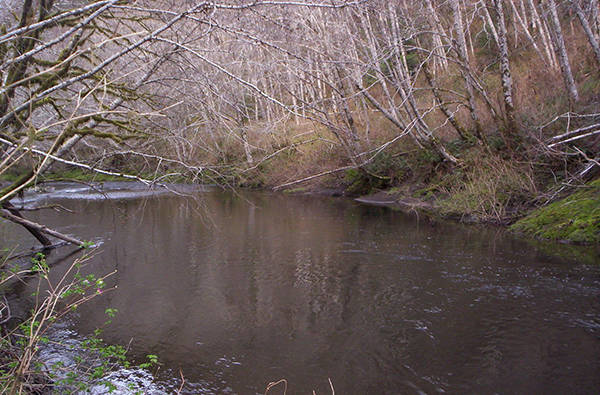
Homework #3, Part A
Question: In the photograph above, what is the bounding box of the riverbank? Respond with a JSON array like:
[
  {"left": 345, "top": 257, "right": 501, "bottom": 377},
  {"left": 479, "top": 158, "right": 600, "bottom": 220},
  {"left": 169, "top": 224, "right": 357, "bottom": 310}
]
[
  {"left": 268, "top": 142, "right": 599, "bottom": 245},
  {"left": 3, "top": 154, "right": 598, "bottom": 245},
  {"left": 3, "top": 141, "right": 599, "bottom": 246}
]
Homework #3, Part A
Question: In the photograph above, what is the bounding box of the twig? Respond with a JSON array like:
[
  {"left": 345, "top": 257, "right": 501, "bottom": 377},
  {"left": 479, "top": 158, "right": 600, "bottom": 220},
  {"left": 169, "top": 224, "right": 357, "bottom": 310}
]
[
  {"left": 177, "top": 368, "right": 186, "bottom": 394},
  {"left": 0, "top": 294, "right": 11, "bottom": 325},
  {"left": 264, "top": 379, "right": 288, "bottom": 395},
  {"left": 273, "top": 165, "right": 354, "bottom": 190}
]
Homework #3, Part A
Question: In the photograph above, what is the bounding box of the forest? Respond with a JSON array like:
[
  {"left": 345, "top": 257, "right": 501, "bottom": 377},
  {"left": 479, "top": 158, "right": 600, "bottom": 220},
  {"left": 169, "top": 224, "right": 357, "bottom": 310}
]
[
  {"left": 0, "top": 0, "right": 599, "bottom": 235},
  {"left": 0, "top": 0, "right": 599, "bottom": 392}
]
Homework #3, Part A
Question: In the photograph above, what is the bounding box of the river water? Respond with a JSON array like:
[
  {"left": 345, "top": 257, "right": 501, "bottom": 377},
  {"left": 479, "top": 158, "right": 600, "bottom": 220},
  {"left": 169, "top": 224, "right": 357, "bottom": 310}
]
[{"left": 1, "top": 182, "right": 599, "bottom": 394}]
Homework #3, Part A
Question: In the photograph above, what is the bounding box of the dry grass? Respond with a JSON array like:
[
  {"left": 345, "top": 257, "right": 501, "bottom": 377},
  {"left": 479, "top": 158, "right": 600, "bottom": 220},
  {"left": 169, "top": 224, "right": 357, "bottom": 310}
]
[{"left": 437, "top": 153, "right": 538, "bottom": 222}]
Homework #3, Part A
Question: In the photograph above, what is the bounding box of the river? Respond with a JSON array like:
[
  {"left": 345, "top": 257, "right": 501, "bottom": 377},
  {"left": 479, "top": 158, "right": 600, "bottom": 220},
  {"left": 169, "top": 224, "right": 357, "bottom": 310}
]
[{"left": 1, "top": 182, "right": 599, "bottom": 394}]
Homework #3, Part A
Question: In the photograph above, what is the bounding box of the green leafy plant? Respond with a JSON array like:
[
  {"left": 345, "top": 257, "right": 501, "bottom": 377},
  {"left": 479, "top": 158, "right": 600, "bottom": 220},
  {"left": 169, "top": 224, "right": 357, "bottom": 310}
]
[{"left": 0, "top": 251, "right": 127, "bottom": 394}]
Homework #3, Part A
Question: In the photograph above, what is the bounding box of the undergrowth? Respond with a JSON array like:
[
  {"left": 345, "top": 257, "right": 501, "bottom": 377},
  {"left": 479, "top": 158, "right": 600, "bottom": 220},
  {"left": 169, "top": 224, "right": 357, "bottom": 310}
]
[
  {"left": 436, "top": 153, "right": 538, "bottom": 223},
  {"left": 0, "top": 251, "right": 159, "bottom": 394}
]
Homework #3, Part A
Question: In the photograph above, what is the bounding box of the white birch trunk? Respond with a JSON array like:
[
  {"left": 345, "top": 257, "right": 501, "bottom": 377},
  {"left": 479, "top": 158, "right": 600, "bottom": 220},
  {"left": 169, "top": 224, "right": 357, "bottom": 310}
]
[
  {"left": 548, "top": 0, "right": 580, "bottom": 102},
  {"left": 481, "top": 0, "right": 500, "bottom": 46},
  {"left": 510, "top": 0, "right": 548, "bottom": 65},
  {"left": 494, "top": 0, "right": 518, "bottom": 137},
  {"left": 529, "top": 0, "right": 559, "bottom": 68},
  {"left": 452, "top": 0, "right": 485, "bottom": 141},
  {"left": 571, "top": 0, "right": 600, "bottom": 66},
  {"left": 425, "top": 0, "right": 449, "bottom": 71}
]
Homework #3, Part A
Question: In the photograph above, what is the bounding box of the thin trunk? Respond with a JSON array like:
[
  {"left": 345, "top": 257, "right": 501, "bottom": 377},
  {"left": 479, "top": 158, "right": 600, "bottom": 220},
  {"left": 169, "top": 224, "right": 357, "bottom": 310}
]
[
  {"left": 362, "top": 9, "right": 406, "bottom": 128},
  {"left": 511, "top": 0, "right": 519, "bottom": 46},
  {"left": 452, "top": 0, "right": 486, "bottom": 143},
  {"left": 529, "top": 0, "right": 558, "bottom": 67},
  {"left": 510, "top": 0, "right": 548, "bottom": 65},
  {"left": 464, "top": 0, "right": 475, "bottom": 56},
  {"left": 519, "top": 0, "right": 528, "bottom": 27},
  {"left": 542, "top": 19, "right": 560, "bottom": 67},
  {"left": 548, "top": 0, "right": 580, "bottom": 102},
  {"left": 423, "top": 61, "right": 473, "bottom": 141},
  {"left": 425, "top": 0, "right": 449, "bottom": 71},
  {"left": 591, "top": 0, "right": 600, "bottom": 41},
  {"left": 481, "top": 0, "right": 500, "bottom": 46},
  {"left": 333, "top": 66, "right": 360, "bottom": 151},
  {"left": 571, "top": 0, "right": 600, "bottom": 67}
]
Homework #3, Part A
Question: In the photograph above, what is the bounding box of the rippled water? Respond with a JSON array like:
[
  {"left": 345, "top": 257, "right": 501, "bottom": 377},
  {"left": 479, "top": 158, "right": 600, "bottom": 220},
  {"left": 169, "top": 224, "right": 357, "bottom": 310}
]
[{"left": 2, "top": 183, "right": 599, "bottom": 394}]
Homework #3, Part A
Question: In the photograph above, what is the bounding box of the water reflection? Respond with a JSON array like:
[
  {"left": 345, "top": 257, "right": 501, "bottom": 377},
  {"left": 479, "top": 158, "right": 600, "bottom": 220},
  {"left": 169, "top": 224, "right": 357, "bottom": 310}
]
[{"left": 2, "top": 187, "right": 600, "bottom": 394}]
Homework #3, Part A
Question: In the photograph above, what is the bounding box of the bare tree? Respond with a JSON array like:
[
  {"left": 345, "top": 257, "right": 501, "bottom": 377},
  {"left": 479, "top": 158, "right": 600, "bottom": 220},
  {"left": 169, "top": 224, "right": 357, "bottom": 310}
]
[
  {"left": 547, "top": 0, "right": 580, "bottom": 102},
  {"left": 493, "top": 0, "right": 519, "bottom": 144}
]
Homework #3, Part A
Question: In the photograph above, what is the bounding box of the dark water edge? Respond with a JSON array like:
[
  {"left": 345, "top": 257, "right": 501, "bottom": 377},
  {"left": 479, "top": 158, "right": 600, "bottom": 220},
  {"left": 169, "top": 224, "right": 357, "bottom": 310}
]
[{"left": 1, "top": 183, "right": 599, "bottom": 394}]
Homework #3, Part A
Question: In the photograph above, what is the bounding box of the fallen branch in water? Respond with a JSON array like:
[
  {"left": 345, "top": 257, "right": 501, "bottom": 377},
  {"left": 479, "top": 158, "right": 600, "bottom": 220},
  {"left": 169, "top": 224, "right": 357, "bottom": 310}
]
[{"left": 0, "top": 209, "right": 86, "bottom": 248}]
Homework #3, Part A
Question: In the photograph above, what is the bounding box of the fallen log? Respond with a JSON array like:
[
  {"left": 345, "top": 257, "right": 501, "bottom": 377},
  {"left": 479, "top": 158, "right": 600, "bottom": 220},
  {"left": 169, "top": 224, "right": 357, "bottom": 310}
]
[
  {"left": 3, "top": 202, "right": 52, "bottom": 246},
  {"left": 0, "top": 209, "right": 85, "bottom": 247}
]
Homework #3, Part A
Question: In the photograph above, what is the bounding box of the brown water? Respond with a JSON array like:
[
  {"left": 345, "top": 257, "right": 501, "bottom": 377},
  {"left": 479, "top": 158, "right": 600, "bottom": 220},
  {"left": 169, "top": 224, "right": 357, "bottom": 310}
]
[{"left": 2, "top": 183, "right": 600, "bottom": 394}]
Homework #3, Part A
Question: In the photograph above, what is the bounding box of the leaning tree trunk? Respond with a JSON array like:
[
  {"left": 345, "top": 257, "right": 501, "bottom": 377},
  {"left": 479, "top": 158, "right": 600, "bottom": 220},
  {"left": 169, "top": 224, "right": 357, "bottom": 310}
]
[
  {"left": 571, "top": 0, "right": 600, "bottom": 67},
  {"left": 528, "top": 0, "right": 559, "bottom": 68},
  {"left": 509, "top": 0, "right": 548, "bottom": 66},
  {"left": 0, "top": 206, "right": 85, "bottom": 247},
  {"left": 548, "top": 0, "right": 580, "bottom": 102}
]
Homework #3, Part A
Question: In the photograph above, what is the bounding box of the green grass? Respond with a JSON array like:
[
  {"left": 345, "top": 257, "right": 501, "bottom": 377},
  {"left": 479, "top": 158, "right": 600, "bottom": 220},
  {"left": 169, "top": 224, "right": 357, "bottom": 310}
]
[
  {"left": 511, "top": 179, "right": 600, "bottom": 244},
  {"left": 43, "top": 168, "right": 125, "bottom": 182},
  {"left": 2, "top": 168, "right": 193, "bottom": 184}
]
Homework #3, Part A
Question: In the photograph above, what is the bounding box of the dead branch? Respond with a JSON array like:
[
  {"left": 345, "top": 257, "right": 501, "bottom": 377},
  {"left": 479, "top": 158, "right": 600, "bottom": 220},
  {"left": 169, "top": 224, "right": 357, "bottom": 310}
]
[{"left": 0, "top": 209, "right": 86, "bottom": 247}]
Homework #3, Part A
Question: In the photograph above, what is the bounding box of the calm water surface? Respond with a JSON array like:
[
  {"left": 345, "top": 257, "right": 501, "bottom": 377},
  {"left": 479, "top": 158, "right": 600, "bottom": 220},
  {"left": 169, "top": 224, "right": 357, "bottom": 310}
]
[{"left": 2, "top": 183, "right": 599, "bottom": 394}]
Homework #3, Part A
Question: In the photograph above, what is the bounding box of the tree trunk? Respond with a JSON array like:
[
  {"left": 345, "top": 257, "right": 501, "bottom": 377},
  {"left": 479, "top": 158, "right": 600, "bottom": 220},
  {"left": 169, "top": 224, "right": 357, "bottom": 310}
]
[
  {"left": 452, "top": 0, "right": 486, "bottom": 143},
  {"left": 571, "top": 0, "right": 600, "bottom": 67},
  {"left": 493, "top": 0, "right": 519, "bottom": 144},
  {"left": 548, "top": 0, "right": 580, "bottom": 102},
  {"left": 425, "top": 0, "right": 449, "bottom": 72},
  {"left": 509, "top": 0, "right": 548, "bottom": 65},
  {"left": 422, "top": 61, "right": 473, "bottom": 141},
  {"left": 481, "top": 0, "right": 500, "bottom": 46},
  {"left": 528, "top": 0, "right": 559, "bottom": 68},
  {"left": 591, "top": 0, "right": 600, "bottom": 41}
]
